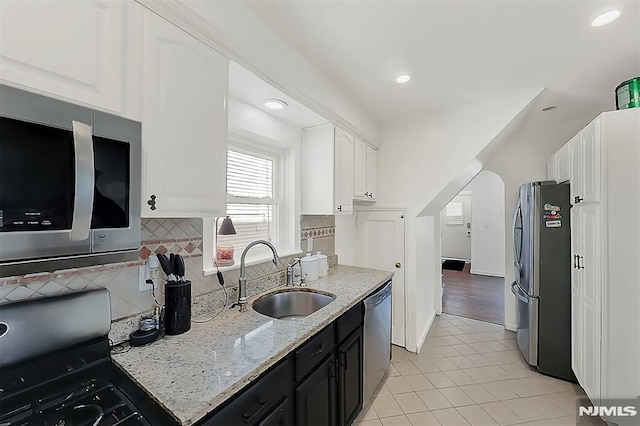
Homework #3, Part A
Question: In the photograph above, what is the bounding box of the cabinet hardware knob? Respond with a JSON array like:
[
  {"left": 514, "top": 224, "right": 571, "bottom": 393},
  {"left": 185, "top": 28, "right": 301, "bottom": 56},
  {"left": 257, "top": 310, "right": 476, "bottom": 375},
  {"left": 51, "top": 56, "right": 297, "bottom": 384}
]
[
  {"left": 337, "top": 205, "right": 342, "bottom": 212},
  {"left": 147, "top": 195, "right": 157, "bottom": 211},
  {"left": 574, "top": 196, "right": 584, "bottom": 204},
  {"left": 395, "top": 262, "right": 401, "bottom": 268}
]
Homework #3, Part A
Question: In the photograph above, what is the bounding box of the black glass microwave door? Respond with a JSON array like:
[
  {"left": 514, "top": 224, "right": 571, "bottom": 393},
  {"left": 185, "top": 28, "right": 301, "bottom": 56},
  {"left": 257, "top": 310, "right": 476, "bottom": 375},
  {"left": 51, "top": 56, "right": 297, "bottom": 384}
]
[
  {"left": 0, "top": 117, "right": 75, "bottom": 232},
  {"left": 91, "top": 136, "right": 129, "bottom": 229}
]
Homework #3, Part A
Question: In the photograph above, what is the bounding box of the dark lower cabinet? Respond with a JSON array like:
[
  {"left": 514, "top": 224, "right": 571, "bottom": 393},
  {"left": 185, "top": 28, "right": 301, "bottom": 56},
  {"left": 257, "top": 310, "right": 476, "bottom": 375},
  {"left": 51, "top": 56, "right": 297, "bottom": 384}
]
[
  {"left": 259, "top": 397, "right": 294, "bottom": 426},
  {"left": 295, "top": 355, "right": 338, "bottom": 426},
  {"left": 338, "top": 328, "right": 363, "bottom": 426},
  {"left": 200, "top": 303, "right": 365, "bottom": 426},
  {"left": 196, "top": 357, "right": 294, "bottom": 426}
]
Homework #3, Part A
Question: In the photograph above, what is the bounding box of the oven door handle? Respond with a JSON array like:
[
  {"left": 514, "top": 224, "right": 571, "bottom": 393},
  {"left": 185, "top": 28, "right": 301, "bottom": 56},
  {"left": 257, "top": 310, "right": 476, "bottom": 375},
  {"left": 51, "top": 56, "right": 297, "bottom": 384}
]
[{"left": 70, "top": 121, "right": 95, "bottom": 241}]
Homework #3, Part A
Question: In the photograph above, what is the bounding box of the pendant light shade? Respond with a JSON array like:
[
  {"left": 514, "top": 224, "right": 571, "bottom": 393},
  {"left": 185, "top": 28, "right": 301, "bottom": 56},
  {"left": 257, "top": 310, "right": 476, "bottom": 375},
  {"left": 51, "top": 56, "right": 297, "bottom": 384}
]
[{"left": 217, "top": 216, "right": 237, "bottom": 235}]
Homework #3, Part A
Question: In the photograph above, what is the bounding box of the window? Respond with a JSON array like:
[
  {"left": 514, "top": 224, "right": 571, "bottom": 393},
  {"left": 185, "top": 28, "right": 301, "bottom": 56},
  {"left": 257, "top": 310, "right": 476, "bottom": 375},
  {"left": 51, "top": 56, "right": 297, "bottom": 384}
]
[
  {"left": 217, "top": 148, "right": 279, "bottom": 260},
  {"left": 445, "top": 201, "right": 464, "bottom": 225}
]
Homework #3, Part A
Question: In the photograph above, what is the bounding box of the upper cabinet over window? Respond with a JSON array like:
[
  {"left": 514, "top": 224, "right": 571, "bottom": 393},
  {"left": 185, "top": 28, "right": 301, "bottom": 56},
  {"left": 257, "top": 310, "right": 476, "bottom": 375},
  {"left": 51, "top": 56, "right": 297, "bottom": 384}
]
[
  {"left": 0, "top": 0, "right": 141, "bottom": 119},
  {"left": 141, "top": 10, "right": 228, "bottom": 218}
]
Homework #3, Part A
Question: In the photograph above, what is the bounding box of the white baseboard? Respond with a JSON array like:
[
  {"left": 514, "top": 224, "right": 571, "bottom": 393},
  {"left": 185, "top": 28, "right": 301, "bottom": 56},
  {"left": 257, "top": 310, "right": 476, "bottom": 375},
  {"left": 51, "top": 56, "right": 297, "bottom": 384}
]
[
  {"left": 505, "top": 321, "right": 517, "bottom": 332},
  {"left": 470, "top": 268, "right": 505, "bottom": 278},
  {"left": 416, "top": 311, "right": 437, "bottom": 354}
]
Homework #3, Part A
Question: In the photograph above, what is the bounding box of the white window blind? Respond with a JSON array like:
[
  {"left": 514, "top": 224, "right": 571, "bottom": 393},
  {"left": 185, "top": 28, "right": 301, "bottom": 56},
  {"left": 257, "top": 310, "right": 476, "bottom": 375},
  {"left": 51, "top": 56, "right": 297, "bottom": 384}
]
[
  {"left": 217, "top": 149, "right": 278, "bottom": 258},
  {"left": 226, "top": 150, "right": 273, "bottom": 198},
  {"left": 445, "top": 201, "right": 464, "bottom": 225}
]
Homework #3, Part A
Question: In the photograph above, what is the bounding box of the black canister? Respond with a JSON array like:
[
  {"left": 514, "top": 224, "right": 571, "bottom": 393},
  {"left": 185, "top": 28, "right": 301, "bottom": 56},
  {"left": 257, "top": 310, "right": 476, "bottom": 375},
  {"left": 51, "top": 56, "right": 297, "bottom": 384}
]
[{"left": 164, "top": 280, "right": 191, "bottom": 335}]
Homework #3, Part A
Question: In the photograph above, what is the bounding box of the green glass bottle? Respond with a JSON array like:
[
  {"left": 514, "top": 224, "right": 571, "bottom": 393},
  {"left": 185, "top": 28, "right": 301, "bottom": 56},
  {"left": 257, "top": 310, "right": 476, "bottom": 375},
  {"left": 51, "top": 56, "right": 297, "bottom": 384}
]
[{"left": 615, "top": 77, "right": 640, "bottom": 110}]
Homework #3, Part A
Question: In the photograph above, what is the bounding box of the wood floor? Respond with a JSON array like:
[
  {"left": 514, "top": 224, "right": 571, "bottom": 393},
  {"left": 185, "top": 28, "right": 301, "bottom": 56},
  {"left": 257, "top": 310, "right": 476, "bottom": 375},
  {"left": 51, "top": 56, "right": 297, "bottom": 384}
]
[{"left": 442, "top": 265, "right": 505, "bottom": 325}]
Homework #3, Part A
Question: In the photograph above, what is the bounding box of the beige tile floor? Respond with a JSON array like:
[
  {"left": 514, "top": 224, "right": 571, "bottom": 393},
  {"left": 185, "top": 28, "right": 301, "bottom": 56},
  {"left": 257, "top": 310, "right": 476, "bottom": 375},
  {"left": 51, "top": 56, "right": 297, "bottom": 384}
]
[{"left": 356, "top": 313, "right": 605, "bottom": 426}]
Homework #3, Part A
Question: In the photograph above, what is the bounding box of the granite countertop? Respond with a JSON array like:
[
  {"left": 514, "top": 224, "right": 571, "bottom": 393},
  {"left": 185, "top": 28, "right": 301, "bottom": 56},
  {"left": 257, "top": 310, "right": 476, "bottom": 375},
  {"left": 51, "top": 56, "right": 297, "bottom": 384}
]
[{"left": 112, "top": 265, "right": 394, "bottom": 425}]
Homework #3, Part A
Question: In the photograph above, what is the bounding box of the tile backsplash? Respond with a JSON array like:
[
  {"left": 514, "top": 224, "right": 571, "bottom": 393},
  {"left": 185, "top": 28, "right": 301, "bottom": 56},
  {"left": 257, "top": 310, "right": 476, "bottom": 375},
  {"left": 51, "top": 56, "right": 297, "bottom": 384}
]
[
  {"left": 300, "top": 214, "right": 335, "bottom": 256},
  {"left": 0, "top": 215, "right": 337, "bottom": 327}
]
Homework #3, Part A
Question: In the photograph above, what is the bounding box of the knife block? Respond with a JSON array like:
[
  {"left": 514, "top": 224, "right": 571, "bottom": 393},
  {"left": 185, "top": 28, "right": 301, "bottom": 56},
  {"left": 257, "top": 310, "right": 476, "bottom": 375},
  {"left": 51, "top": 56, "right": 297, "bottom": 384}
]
[{"left": 164, "top": 280, "right": 191, "bottom": 335}]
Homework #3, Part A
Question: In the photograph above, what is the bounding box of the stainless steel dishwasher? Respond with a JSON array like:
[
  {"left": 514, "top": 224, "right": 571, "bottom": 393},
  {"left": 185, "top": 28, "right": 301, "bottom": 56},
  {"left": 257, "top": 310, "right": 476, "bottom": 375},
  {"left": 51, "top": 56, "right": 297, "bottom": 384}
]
[{"left": 363, "top": 280, "right": 392, "bottom": 402}]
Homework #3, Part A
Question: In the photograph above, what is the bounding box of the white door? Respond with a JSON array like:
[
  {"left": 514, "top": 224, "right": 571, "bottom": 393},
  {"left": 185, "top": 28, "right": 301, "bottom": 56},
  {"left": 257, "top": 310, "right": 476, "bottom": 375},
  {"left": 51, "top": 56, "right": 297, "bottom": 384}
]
[
  {"left": 570, "top": 207, "right": 582, "bottom": 382},
  {"left": 142, "top": 10, "right": 228, "bottom": 217},
  {"left": 355, "top": 210, "right": 405, "bottom": 346},
  {"left": 441, "top": 193, "right": 472, "bottom": 260}
]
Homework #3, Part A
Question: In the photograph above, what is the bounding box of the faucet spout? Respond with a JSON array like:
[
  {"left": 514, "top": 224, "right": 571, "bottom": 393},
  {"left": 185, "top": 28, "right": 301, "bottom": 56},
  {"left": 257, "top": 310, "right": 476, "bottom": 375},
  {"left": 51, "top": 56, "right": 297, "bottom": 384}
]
[{"left": 237, "top": 240, "right": 281, "bottom": 312}]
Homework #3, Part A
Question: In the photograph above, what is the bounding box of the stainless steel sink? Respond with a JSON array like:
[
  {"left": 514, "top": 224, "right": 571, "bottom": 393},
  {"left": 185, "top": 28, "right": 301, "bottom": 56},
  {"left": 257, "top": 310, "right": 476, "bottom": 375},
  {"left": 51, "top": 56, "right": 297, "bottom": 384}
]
[{"left": 252, "top": 289, "right": 336, "bottom": 320}]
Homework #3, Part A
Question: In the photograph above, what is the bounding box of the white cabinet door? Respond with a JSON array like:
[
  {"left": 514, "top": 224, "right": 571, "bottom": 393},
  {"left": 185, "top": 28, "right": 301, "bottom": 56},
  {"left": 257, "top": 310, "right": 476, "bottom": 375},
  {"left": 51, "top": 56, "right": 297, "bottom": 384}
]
[
  {"left": 366, "top": 145, "right": 378, "bottom": 200},
  {"left": 569, "top": 133, "right": 583, "bottom": 205},
  {"left": 141, "top": 10, "right": 227, "bottom": 217},
  {"left": 335, "top": 128, "right": 354, "bottom": 214},
  {"left": 556, "top": 142, "right": 571, "bottom": 183},
  {"left": 569, "top": 120, "right": 601, "bottom": 206},
  {"left": 0, "top": 0, "right": 129, "bottom": 114},
  {"left": 573, "top": 203, "right": 602, "bottom": 403},
  {"left": 570, "top": 208, "right": 582, "bottom": 385},
  {"left": 354, "top": 139, "right": 367, "bottom": 198},
  {"left": 580, "top": 119, "right": 601, "bottom": 204},
  {"left": 547, "top": 156, "right": 559, "bottom": 182},
  {"left": 354, "top": 139, "right": 378, "bottom": 201}
]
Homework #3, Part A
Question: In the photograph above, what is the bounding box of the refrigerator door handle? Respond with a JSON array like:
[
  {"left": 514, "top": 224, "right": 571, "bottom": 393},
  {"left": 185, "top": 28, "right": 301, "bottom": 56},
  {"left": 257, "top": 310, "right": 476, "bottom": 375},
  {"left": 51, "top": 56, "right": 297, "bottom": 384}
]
[{"left": 511, "top": 281, "right": 531, "bottom": 303}]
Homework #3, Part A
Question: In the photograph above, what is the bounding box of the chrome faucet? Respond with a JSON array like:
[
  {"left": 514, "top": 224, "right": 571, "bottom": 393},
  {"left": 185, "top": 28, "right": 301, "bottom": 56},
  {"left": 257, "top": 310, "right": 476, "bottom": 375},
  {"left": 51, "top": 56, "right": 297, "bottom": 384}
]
[
  {"left": 286, "top": 258, "right": 301, "bottom": 287},
  {"left": 236, "top": 240, "right": 281, "bottom": 312}
]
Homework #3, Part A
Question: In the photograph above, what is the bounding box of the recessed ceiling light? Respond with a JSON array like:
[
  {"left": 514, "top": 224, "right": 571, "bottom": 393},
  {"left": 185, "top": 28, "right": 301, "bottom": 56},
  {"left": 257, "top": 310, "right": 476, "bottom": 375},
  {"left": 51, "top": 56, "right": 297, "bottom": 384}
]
[
  {"left": 542, "top": 106, "right": 557, "bottom": 112},
  {"left": 591, "top": 10, "right": 620, "bottom": 27},
  {"left": 396, "top": 75, "right": 411, "bottom": 84},
  {"left": 263, "top": 99, "right": 288, "bottom": 110}
]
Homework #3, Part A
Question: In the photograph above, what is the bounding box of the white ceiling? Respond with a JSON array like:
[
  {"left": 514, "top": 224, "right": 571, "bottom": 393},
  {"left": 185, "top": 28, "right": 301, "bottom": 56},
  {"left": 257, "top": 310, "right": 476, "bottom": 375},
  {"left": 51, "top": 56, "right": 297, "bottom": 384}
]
[
  {"left": 247, "top": 0, "right": 640, "bottom": 124},
  {"left": 228, "top": 61, "right": 328, "bottom": 128}
]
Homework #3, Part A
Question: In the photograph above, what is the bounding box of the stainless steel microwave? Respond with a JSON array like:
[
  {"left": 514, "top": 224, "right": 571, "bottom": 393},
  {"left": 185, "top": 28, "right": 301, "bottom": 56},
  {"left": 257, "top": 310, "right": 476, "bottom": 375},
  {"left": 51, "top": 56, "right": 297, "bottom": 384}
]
[{"left": 0, "top": 84, "right": 141, "bottom": 276}]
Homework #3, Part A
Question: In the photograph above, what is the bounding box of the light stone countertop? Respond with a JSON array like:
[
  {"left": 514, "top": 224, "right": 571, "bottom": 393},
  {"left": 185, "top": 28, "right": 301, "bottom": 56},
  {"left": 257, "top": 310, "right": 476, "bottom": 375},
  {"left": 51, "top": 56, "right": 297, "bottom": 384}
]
[{"left": 112, "top": 265, "right": 394, "bottom": 425}]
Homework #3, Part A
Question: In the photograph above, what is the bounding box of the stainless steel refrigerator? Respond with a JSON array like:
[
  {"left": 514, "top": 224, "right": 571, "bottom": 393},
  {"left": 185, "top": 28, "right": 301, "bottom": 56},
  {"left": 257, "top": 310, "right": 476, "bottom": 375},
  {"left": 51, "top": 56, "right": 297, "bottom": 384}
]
[{"left": 512, "top": 181, "right": 575, "bottom": 382}]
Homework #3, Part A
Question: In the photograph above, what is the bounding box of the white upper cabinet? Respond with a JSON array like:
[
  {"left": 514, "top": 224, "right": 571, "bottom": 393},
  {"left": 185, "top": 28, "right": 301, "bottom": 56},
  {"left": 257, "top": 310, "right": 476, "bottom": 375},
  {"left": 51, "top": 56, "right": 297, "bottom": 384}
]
[
  {"left": 556, "top": 141, "right": 571, "bottom": 183},
  {"left": 335, "top": 128, "right": 355, "bottom": 213},
  {"left": 547, "top": 156, "right": 558, "bottom": 183},
  {"left": 354, "top": 139, "right": 367, "bottom": 198},
  {"left": 0, "top": 0, "right": 138, "bottom": 117},
  {"left": 302, "top": 124, "right": 354, "bottom": 215},
  {"left": 354, "top": 139, "right": 378, "bottom": 201},
  {"left": 569, "top": 119, "right": 600, "bottom": 205},
  {"left": 141, "top": 10, "right": 227, "bottom": 217}
]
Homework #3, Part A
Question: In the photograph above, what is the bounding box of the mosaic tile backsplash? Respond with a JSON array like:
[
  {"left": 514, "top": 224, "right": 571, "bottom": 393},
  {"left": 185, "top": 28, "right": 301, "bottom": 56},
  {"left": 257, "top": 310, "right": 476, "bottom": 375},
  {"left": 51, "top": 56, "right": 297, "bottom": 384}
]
[{"left": 0, "top": 216, "right": 337, "bottom": 327}]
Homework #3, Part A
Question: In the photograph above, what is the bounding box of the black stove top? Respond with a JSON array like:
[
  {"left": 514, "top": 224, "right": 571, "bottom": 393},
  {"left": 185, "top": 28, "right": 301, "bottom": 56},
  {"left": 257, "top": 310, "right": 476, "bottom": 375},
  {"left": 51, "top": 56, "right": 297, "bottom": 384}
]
[{"left": 0, "top": 338, "right": 176, "bottom": 426}]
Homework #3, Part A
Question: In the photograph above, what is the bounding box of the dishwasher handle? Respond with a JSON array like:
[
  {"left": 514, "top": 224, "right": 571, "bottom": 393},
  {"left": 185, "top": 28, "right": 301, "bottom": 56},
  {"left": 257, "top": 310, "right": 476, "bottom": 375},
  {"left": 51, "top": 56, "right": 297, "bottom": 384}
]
[{"left": 365, "top": 281, "right": 392, "bottom": 309}]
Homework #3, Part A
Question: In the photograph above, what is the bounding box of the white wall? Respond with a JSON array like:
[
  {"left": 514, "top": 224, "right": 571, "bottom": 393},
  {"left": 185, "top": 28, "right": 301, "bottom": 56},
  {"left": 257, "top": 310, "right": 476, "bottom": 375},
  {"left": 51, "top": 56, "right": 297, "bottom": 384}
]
[
  {"left": 377, "top": 90, "right": 541, "bottom": 351},
  {"left": 158, "top": 0, "right": 378, "bottom": 144},
  {"left": 467, "top": 171, "right": 505, "bottom": 277}
]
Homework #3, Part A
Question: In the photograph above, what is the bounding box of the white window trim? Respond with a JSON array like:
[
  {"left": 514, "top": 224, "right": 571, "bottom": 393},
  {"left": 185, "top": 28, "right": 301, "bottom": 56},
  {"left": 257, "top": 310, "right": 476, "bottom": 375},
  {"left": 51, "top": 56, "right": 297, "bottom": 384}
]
[{"left": 202, "top": 129, "right": 301, "bottom": 275}]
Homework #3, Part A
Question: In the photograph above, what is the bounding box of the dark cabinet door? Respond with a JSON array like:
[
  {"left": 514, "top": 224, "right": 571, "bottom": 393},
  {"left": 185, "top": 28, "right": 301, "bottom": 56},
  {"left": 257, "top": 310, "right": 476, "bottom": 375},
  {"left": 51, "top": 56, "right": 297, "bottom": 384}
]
[
  {"left": 197, "top": 358, "right": 294, "bottom": 426},
  {"left": 259, "top": 397, "right": 294, "bottom": 426},
  {"left": 295, "top": 355, "right": 338, "bottom": 426},
  {"left": 338, "top": 328, "right": 363, "bottom": 426}
]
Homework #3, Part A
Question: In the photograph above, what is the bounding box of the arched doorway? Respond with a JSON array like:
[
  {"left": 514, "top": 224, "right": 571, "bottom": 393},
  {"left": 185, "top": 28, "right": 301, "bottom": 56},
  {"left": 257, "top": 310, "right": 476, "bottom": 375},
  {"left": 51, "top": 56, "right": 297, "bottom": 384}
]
[{"left": 440, "top": 170, "right": 506, "bottom": 324}]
